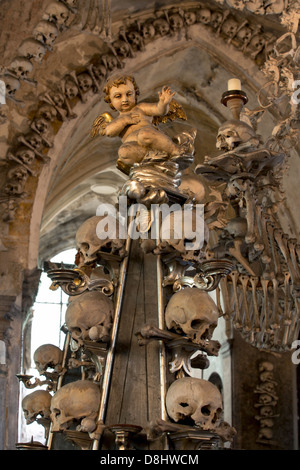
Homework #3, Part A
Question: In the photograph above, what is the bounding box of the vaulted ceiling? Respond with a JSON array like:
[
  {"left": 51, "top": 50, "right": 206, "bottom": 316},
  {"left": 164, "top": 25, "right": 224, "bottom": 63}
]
[{"left": 0, "top": 0, "right": 299, "bottom": 275}]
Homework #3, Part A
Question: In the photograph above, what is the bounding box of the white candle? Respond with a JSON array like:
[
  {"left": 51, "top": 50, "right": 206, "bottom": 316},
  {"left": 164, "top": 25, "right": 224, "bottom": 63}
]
[{"left": 228, "top": 78, "right": 241, "bottom": 91}]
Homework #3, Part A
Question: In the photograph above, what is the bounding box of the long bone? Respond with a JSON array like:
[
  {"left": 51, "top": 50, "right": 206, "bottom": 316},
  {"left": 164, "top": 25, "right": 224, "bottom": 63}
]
[
  {"left": 287, "top": 238, "right": 300, "bottom": 292},
  {"left": 282, "top": 272, "right": 292, "bottom": 347},
  {"left": 270, "top": 277, "right": 280, "bottom": 344},
  {"left": 240, "top": 275, "right": 251, "bottom": 331},
  {"left": 228, "top": 238, "right": 256, "bottom": 276},
  {"left": 253, "top": 204, "right": 264, "bottom": 253},
  {"left": 261, "top": 279, "right": 272, "bottom": 336},
  {"left": 250, "top": 276, "right": 260, "bottom": 332},
  {"left": 30, "top": 120, "right": 53, "bottom": 148},
  {"left": 241, "top": 180, "right": 256, "bottom": 245},
  {"left": 219, "top": 277, "right": 232, "bottom": 320},
  {"left": 266, "top": 222, "right": 282, "bottom": 277},
  {"left": 290, "top": 296, "right": 300, "bottom": 345},
  {"left": 258, "top": 212, "right": 272, "bottom": 266},
  {"left": 230, "top": 271, "right": 242, "bottom": 330},
  {"left": 274, "top": 229, "right": 300, "bottom": 290}
]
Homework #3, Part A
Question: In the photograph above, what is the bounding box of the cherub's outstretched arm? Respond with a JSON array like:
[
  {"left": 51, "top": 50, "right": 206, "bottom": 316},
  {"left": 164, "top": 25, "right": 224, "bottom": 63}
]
[{"left": 139, "top": 86, "right": 175, "bottom": 117}]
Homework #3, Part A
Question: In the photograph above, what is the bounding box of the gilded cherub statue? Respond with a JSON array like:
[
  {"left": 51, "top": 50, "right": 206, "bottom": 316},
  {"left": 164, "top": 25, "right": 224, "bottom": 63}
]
[{"left": 91, "top": 74, "right": 196, "bottom": 175}]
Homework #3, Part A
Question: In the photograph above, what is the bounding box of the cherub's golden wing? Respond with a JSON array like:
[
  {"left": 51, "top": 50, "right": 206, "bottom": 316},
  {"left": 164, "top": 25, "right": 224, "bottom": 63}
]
[
  {"left": 90, "top": 112, "right": 113, "bottom": 137},
  {"left": 152, "top": 99, "right": 187, "bottom": 126}
]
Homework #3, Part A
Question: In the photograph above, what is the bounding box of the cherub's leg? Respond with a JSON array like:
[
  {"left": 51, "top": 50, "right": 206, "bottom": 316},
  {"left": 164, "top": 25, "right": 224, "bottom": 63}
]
[
  {"left": 117, "top": 142, "right": 147, "bottom": 174},
  {"left": 136, "top": 128, "right": 179, "bottom": 156}
]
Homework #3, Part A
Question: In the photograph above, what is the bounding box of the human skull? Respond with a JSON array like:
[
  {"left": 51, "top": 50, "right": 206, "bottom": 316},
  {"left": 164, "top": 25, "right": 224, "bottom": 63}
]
[
  {"left": 165, "top": 288, "right": 219, "bottom": 343},
  {"left": 77, "top": 73, "right": 93, "bottom": 93},
  {"left": 112, "top": 40, "right": 130, "bottom": 58},
  {"left": 5, "top": 165, "right": 27, "bottom": 195},
  {"left": 235, "top": 25, "right": 253, "bottom": 46},
  {"left": 22, "top": 390, "right": 52, "bottom": 425},
  {"left": 184, "top": 11, "right": 197, "bottom": 26},
  {"left": 36, "top": 104, "right": 57, "bottom": 122},
  {"left": 225, "top": 217, "right": 248, "bottom": 238},
  {"left": 259, "top": 406, "right": 274, "bottom": 417},
  {"left": 22, "top": 131, "right": 43, "bottom": 150},
  {"left": 76, "top": 215, "right": 126, "bottom": 264},
  {"left": 32, "top": 116, "right": 50, "bottom": 134},
  {"left": 65, "top": 290, "right": 114, "bottom": 345},
  {"left": 33, "top": 20, "right": 59, "bottom": 47},
  {"left": 260, "top": 371, "right": 275, "bottom": 382},
  {"left": 265, "top": 0, "right": 284, "bottom": 14},
  {"left": 160, "top": 207, "right": 209, "bottom": 256},
  {"left": 216, "top": 120, "right": 259, "bottom": 151},
  {"left": 50, "top": 91, "right": 65, "bottom": 108},
  {"left": 258, "top": 394, "right": 274, "bottom": 405},
  {"left": 166, "top": 377, "right": 223, "bottom": 430},
  {"left": 141, "top": 22, "right": 155, "bottom": 39},
  {"left": 102, "top": 54, "right": 118, "bottom": 71},
  {"left": 247, "top": 34, "right": 265, "bottom": 58},
  {"left": 50, "top": 380, "right": 100, "bottom": 432},
  {"left": 259, "top": 361, "right": 274, "bottom": 372},
  {"left": 15, "top": 147, "right": 36, "bottom": 166},
  {"left": 43, "top": 1, "right": 70, "bottom": 28},
  {"left": 226, "top": 0, "right": 245, "bottom": 9},
  {"left": 92, "top": 63, "right": 106, "bottom": 81},
  {"left": 33, "top": 344, "right": 63, "bottom": 375},
  {"left": 210, "top": 11, "right": 223, "bottom": 30},
  {"left": 3, "top": 75, "right": 20, "bottom": 96},
  {"left": 197, "top": 8, "right": 211, "bottom": 24},
  {"left": 18, "top": 38, "right": 46, "bottom": 63},
  {"left": 127, "top": 30, "right": 144, "bottom": 48},
  {"left": 179, "top": 171, "right": 207, "bottom": 203},
  {"left": 7, "top": 164, "right": 28, "bottom": 185},
  {"left": 169, "top": 14, "right": 184, "bottom": 31},
  {"left": 8, "top": 57, "right": 33, "bottom": 80},
  {"left": 221, "top": 18, "right": 239, "bottom": 39},
  {"left": 64, "top": 77, "right": 79, "bottom": 99},
  {"left": 153, "top": 19, "right": 170, "bottom": 36}
]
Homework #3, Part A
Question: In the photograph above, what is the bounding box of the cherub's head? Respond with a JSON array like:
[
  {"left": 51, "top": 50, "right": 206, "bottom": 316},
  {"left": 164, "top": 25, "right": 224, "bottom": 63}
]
[{"left": 103, "top": 74, "right": 140, "bottom": 111}]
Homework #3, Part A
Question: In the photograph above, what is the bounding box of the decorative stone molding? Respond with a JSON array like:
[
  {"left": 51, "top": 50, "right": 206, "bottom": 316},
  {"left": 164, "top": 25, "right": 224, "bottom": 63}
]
[{"left": 0, "top": 1, "right": 296, "bottom": 225}]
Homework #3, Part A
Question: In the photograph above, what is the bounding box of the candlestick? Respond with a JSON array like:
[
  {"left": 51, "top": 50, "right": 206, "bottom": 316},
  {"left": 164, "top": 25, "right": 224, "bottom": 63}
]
[
  {"left": 221, "top": 78, "right": 248, "bottom": 120},
  {"left": 228, "top": 78, "right": 241, "bottom": 91}
]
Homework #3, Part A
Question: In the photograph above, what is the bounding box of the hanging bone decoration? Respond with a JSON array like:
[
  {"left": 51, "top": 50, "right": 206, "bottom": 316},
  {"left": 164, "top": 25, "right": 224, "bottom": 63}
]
[{"left": 195, "top": 79, "right": 300, "bottom": 352}]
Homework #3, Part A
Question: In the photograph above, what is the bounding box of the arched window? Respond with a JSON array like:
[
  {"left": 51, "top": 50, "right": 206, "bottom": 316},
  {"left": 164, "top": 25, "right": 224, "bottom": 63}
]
[{"left": 19, "top": 248, "right": 76, "bottom": 445}]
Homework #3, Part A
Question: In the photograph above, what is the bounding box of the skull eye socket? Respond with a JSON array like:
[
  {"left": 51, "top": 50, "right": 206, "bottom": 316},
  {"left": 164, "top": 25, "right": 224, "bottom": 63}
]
[
  {"left": 71, "top": 327, "right": 82, "bottom": 338},
  {"left": 191, "top": 319, "right": 204, "bottom": 329},
  {"left": 201, "top": 405, "right": 211, "bottom": 416},
  {"left": 80, "top": 243, "right": 89, "bottom": 252}
]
